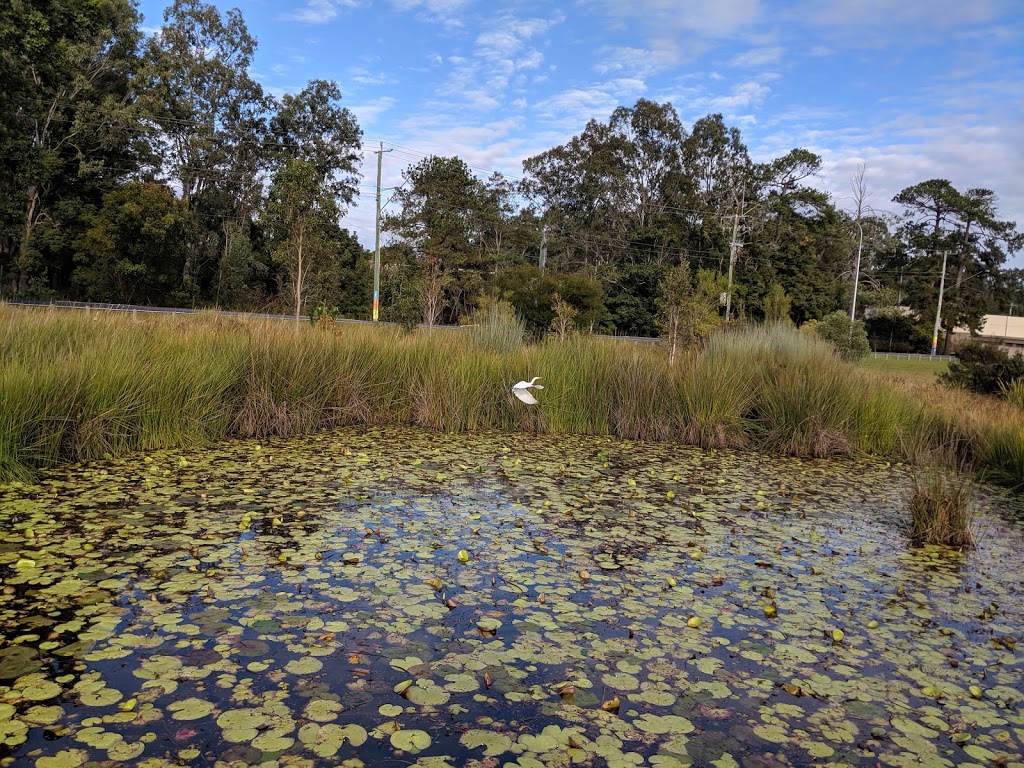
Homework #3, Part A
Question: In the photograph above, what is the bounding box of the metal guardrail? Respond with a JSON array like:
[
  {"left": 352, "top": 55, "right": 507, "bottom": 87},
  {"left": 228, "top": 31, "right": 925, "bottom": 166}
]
[{"left": 870, "top": 352, "right": 955, "bottom": 360}]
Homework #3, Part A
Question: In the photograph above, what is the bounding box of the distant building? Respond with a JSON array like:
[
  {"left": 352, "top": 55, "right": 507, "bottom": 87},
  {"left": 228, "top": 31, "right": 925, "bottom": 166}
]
[{"left": 950, "top": 315, "right": 1024, "bottom": 356}]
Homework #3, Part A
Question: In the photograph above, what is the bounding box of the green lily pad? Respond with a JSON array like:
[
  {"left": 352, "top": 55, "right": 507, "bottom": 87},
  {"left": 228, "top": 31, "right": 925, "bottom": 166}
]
[
  {"left": 390, "top": 728, "right": 431, "bottom": 753},
  {"left": 461, "top": 729, "right": 513, "bottom": 756},
  {"left": 167, "top": 697, "right": 215, "bottom": 721}
]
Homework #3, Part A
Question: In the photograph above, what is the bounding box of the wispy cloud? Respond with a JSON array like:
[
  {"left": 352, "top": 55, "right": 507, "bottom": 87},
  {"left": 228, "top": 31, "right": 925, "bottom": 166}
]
[
  {"left": 350, "top": 96, "right": 398, "bottom": 127},
  {"left": 534, "top": 78, "right": 647, "bottom": 126},
  {"left": 389, "top": 0, "right": 473, "bottom": 26},
  {"left": 582, "top": 0, "right": 761, "bottom": 37},
  {"left": 729, "top": 45, "right": 783, "bottom": 68},
  {"left": 280, "top": 0, "right": 359, "bottom": 25}
]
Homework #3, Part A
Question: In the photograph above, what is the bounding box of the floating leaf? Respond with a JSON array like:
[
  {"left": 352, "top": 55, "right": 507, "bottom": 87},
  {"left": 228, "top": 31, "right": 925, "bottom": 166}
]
[
  {"left": 167, "top": 698, "right": 215, "bottom": 721},
  {"left": 460, "top": 729, "right": 513, "bottom": 756},
  {"left": 390, "top": 729, "right": 431, "bottom": 753}
]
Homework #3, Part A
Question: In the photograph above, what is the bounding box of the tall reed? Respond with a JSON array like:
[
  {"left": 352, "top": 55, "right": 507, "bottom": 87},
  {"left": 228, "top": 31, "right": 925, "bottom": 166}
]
[{"left": 2, "top": 304, "right": 1023, "bottom": 489}]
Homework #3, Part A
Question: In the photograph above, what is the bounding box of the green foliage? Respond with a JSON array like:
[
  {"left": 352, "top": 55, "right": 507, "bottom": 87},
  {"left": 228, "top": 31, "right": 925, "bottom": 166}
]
[
  {"left": 75, "top": 182, "right": 195, "bottom": 303},
  {"left": 1001, "top": 377, "right": 1024, "bottom": 408},
  {"left": 309, "top": 301, "right": 340, "bottom": 326},
  {"left": 941, "top": 341, "right": 1024, "bottom": 396},
  {"left": 864, "top": 308, "right": 929, "bottom": 353},
  {"left": 262, "top": 159, "right": 341, "bottom": 319},
  {"left": 596, "top": 263, "right": 665, "bottom": 337},
  {"left": 762, "top": 283, "right": 793, "bottom": 324},
  {"left": 656, "top": 263, "right": 722, "bottom": 363},
  {"left": 549, "top": 293, "right": 578, "bottom": 341},
  {"left": 497, "top": 266, "right": 605, "bottom": 338},
  {"left": 814, "top": 311, "right": 871, "bottom": 361}
]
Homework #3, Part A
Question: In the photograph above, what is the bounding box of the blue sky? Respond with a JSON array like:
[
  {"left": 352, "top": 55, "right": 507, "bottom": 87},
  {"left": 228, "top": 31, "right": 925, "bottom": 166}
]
[{"left": 136, "top": 0, "right": 1024, "bottom": 264}]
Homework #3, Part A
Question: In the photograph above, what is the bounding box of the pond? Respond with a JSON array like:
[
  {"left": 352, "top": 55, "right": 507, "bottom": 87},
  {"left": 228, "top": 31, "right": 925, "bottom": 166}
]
[{"left": 1, "top": 426, "right": 1022, "bottom": 768}]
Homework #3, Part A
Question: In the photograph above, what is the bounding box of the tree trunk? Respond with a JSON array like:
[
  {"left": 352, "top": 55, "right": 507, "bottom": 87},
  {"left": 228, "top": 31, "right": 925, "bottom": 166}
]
[{"left": 17, "top": 185, "right": 42, "bottom": 291}]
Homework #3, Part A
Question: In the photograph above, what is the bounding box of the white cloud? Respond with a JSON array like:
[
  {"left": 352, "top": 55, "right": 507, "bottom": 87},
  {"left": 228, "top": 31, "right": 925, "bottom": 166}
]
[
  {"left": 593, "top": 43, "right": 682, "bottom": 77},
  {"left": 350, "top": 96, "right": 398, "bottom": 127},
  {"left": 534, "top": 78, "right": 647, "bottom": 126},
  {"left": 349, "top": 67, "right": 396, "bottom": 86},
  {"left": 389, "top": 0, "right": 473, "bottom": 26},
  {"left": 281, "top": 0, "right": 358, "bottom": 25},
  {"left": 804, "top": 0, "right": 998, "bottom": 30},
  {"left": 700, "top": 79, "right": 773, "bottom": 112},
  {"left": 582, "top": 0, "right": 760, "bottom": 37},
  {"left": 473, "top": 13, "right": 564, "bottom": 73},
  {"left": 729, "top": 45, "right": 783, "bottom": 68}
]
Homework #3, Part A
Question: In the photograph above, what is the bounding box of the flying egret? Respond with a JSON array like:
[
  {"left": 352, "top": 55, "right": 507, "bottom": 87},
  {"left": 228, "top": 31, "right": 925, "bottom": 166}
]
[{"left": 512, "top": 376, "right": 543, "bottom": 404}]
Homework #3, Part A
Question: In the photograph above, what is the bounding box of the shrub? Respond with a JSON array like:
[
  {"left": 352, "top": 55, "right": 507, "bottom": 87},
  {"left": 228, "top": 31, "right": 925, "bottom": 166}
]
[
  {"left": 814, "top": 311, "right": 871, "bottom": 362},
  {"left": 309, "top": 300, "right": 340, "bottom": 327},
  {"left": 941, "top": 341, "right": 1024, "bottom": 396}
]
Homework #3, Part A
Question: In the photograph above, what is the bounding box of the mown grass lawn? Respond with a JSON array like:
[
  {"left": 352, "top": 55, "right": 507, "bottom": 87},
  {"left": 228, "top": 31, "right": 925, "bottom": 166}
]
[{"left": 859, "top": 354, "right": 949, "bottom": 385}]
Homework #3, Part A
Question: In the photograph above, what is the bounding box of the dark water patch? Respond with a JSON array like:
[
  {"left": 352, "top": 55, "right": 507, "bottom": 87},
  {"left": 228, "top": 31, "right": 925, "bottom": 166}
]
[{"left": 1, "top": 426, "right": 1022, "bottom": 767}]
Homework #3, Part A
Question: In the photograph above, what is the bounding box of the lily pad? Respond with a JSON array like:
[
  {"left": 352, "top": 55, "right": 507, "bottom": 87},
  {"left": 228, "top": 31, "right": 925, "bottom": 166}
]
[{"left": 390, "top": 729, "right": 432, "bottom": 753}]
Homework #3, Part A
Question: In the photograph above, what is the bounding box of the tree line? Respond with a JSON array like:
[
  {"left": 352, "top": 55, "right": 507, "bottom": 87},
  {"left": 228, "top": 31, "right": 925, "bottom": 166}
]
[{"left": 3, "top": 0, "right": 1021, "bottom": 351}]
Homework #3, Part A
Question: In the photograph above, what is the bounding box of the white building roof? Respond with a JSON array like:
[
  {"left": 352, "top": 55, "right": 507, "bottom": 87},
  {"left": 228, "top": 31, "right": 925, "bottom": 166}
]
[{"left": 976, "top": 315, "right": 1024, "bottom": 343}]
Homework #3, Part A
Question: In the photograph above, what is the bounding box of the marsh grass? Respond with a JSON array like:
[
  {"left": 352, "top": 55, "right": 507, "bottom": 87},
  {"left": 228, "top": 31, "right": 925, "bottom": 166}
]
[
  {"left": 1000, "top": 377, "right": 1024, "bottom": 409},
  {"left": 2, "top": 304, "right": 1023, "bottom": 488},
  {"left": 907, "top": 462, "right": 975, "bottom": 548}
]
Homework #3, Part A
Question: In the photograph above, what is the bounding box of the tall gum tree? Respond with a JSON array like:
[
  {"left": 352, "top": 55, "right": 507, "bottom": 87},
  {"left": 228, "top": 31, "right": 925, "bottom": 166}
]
[
  {"left": 0, "top": 0, "right": 142, "bottom": 294},
  {"left": 139, "top": 0, "right": 269, "bottom": 296},
  {"left": 262, "top": 159, "right": 340, "bottom": 321}
]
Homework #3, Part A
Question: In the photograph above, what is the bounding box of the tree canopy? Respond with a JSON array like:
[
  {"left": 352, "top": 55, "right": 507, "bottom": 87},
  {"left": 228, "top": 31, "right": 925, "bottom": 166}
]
[{"left": 1, "top": 2, "right": 1019, "bottom": 348}]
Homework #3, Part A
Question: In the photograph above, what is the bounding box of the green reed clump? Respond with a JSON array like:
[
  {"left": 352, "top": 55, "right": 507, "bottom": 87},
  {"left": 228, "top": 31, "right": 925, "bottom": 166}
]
[
  {"left": 672, "top": 346, "right": 756, "bottom": 448},
  {"left": 907, "top": 462, "right": 975, "bottom": 548},
  {"left": 847, "top": 379, "right": 925, "bottom": 456},
  {"left": 608, "top": 346, "right": 675, "bottom": 442}
]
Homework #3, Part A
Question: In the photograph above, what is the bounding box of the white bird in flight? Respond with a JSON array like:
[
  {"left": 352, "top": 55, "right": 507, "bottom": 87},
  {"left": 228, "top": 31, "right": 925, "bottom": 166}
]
[{"left": 512, "top": 376, "right": 543, "bottom": 404}]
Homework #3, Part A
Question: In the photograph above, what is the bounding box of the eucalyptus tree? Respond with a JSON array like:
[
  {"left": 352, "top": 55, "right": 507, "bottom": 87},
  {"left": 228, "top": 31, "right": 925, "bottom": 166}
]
[
  {"left": 521, "top": 99, "right": 688, "bottom": 268},
  {"left": 679, "top": 113, "right": 753, "bottom": 267},
  {"left": 138, "top": 0, "right": 270, "bottom": 297},
  {"left": 0, "top": 0, "right": 143, "bottom": 295},
  {"left": 268, "top": 79, "right": 362, "bottom": 201},
  {"left": 264, "top": 79, "right": 363, "bottom": 316},
  {"left": 262, "top": 160, "right": 340, "bottom": 320},
  {"left": 737, "top": 148, "right": 855, "bottom": 323},
  {"left": 384, "top": 155, "right": 494, "bottom": 324}
]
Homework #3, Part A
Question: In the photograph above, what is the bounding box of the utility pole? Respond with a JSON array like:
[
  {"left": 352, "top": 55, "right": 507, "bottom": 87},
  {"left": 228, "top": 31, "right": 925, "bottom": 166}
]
[
  {"left": 372, "top": 142, "right": 392, "bottom": 321},
  {"left": 538, "top": 227, "right": 547, "bottom": 270},
  {"left": 931, "top": 250, "right": 948, "bottom": 356},
  {"left": 725, "top": 189, "right": 744, "bottom": 321}
]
